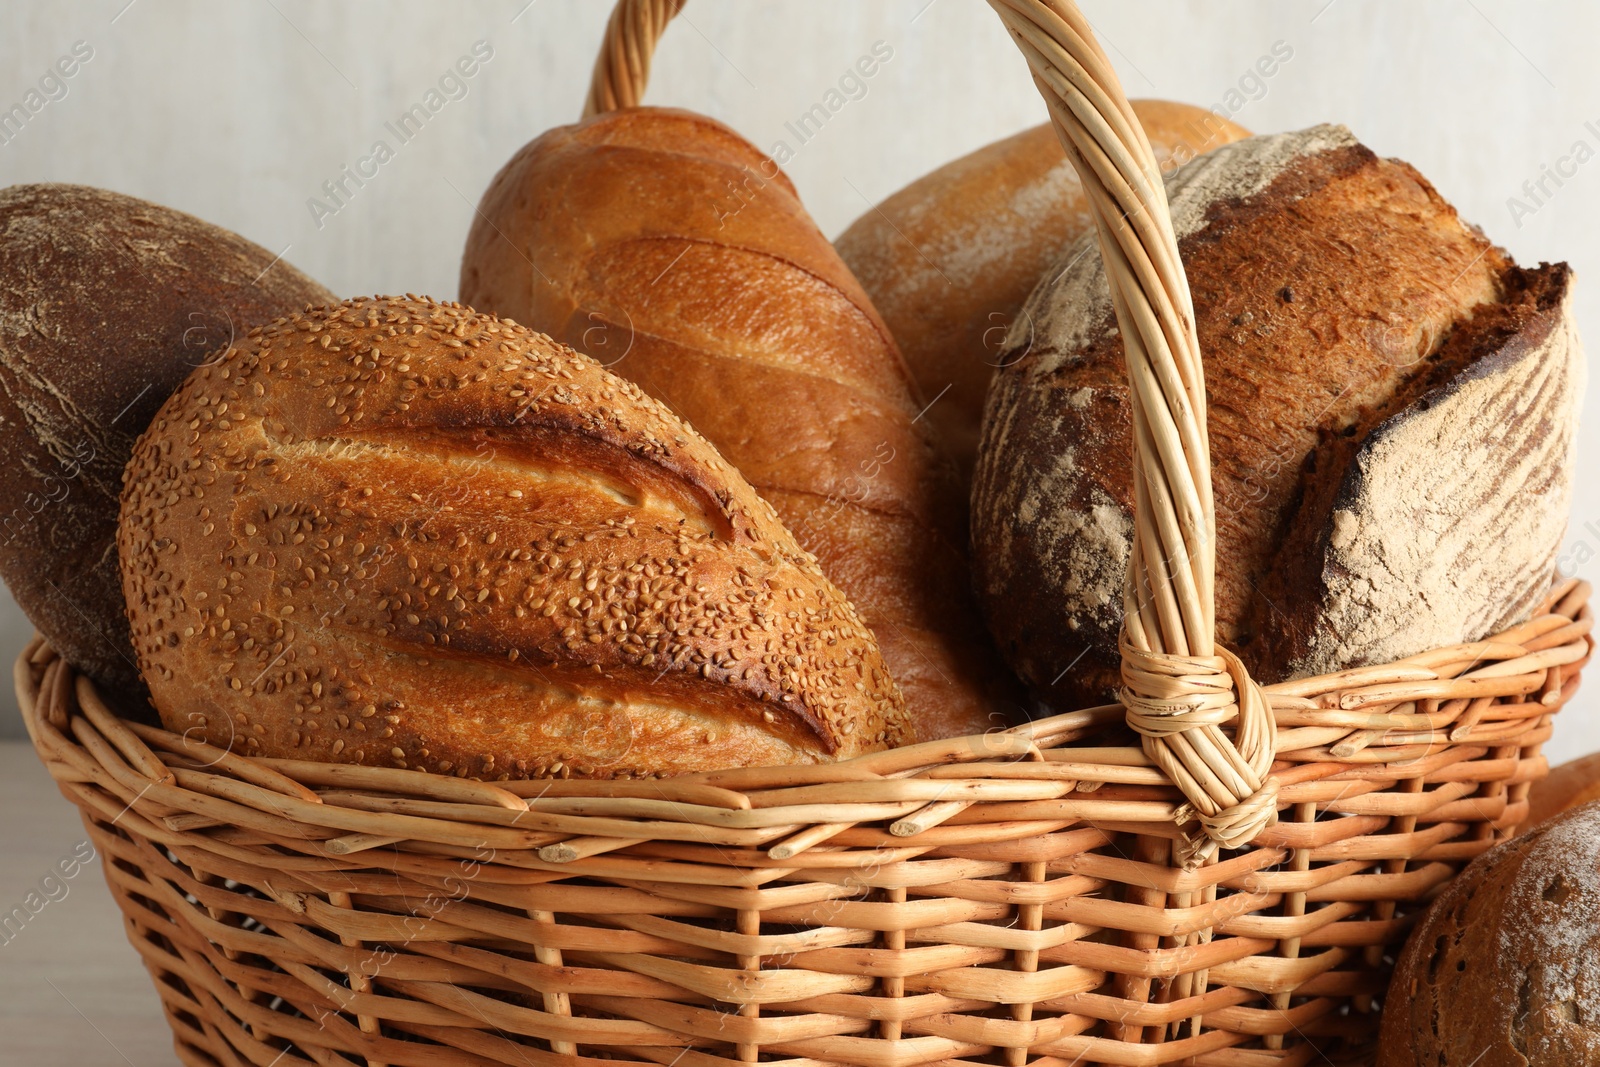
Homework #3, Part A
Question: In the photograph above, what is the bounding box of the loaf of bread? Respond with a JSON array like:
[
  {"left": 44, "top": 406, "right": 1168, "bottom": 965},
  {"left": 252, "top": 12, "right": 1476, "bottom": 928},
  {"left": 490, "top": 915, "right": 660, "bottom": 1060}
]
[
  {"left": 835, "top": 102, "right": 1250, "bottom": 481},
  {"left": 118, "top": 296, "right": 910, "bottom": 778},
  {"left": 1524, "top": 751, "right": 1600, "bottom": 832},
  {"left": 973, "top": 125, "right": 1583, "bottom": 708},
  {"left": 460, "top": 106, "right": 1018, "bottom": 742},
  {"left": 1379, "top": 801, "right": 1600, "bottom": 1064},
  {"left": 0, "top": 184, "right": 334, "bottom": 693}
]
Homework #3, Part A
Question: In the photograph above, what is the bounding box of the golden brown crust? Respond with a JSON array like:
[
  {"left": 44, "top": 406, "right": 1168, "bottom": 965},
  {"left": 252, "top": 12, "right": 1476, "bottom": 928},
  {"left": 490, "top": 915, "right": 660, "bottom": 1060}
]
[
  {"left": 461, "top": 106, "right": 1019, "bottom": 742},
  {"left": 1378, "top": 803, "right": 1600, "bottom": 1065},
  {"left": 834, "top": 102, "right": 1251, "bottom": 481},
  {"left": 118, "top": 296, "right": 910, "bottom": 778},
  {"left": 1523, "top": 752, "right": 1600, "bottom": 832},
  {"left": 0, "top": 183, "right": 334, "bottom": 693},
  {"left": 974, "top": 128, "right": 1575, "bottom": 709}
]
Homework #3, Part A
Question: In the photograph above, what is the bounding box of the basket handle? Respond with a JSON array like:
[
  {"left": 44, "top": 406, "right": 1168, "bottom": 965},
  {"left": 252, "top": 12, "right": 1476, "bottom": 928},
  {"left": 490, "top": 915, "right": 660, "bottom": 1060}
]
[
  {"left": 584, "top": 0, "right": 686, "bottom": 118},
  {"left": 583, "top": 0, "right": 1277, "bottom": 866}
]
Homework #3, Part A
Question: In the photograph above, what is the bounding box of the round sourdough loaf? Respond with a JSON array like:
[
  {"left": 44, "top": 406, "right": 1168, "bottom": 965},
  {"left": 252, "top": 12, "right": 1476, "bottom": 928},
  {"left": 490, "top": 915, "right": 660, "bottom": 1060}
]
[
  {"left": 973, "top": 124, "right": 1583, "bottom": 708},
  {"left": 118, "top": 296, "right": 910, "bottom": 779},
  {"left": 1378, "top": 802, "right": 1600, "bottom": 1065},
  {"left": 0, "top": 184, "right": 334, "bottom": 693},
  {"left": 834, "top": 102, "right": 1250, "bottom": 481}
]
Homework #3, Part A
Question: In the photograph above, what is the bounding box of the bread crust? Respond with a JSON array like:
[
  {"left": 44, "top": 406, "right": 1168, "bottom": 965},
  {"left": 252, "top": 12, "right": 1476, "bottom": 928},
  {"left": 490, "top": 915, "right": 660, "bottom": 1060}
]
[
  {"left": 974, "top": 126, "right": 1582, "bottom": 706},
  {"left": 1378, "top": 802, "right": 1600, "bottom": 1065},
  {"left": 834, "top": 102, "right": 1251, "bottom": 480},
  {"left": 1524, "top": 752, "right": 1600, "bottom": 832},
  {"left": 1261, "top": 260, "right": 1580, "bottom": 679},
  {"left": 0, "top": 184, "right": 334, "bottom": 692},
  {"left": 461, "top": 107, "right": 1017, "bottom": 741},
  {"left": 118, "top": 296, "right": 909, "bottom": 778}
]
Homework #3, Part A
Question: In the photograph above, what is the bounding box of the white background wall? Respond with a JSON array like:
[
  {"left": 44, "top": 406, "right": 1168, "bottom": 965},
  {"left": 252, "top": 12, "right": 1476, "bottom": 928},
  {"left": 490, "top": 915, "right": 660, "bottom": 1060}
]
[{"left": 0, "top": 0, "right": 1595, "bottom": 760}]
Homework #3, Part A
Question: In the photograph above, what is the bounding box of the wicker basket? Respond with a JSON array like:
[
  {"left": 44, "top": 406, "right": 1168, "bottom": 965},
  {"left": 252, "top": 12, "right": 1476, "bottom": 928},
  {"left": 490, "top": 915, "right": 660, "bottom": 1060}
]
[{"left": 20, "top": 1, "right": 1595, "bottom": 1064}]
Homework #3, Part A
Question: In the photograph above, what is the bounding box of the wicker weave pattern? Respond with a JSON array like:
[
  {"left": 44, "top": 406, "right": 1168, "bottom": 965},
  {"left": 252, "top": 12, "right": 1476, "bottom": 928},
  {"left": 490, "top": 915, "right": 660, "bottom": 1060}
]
[
  {"left": 985, "top": 0, "right": 1281, "bottom": 868},
  {"left": 21, "top": 1, "right": 1595, "bottom": 1063},
  {"left": 19, "top": 579, "right": 1591, "bottom": 1066},
  {"left": 588, "top": 0, "right": 1273, "bottom": 868}
]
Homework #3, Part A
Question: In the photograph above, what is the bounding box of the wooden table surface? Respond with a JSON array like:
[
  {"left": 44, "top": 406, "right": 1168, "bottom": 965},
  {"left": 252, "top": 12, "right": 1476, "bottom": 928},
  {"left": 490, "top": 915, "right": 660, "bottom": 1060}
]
[{"left": 0, "top": 740, "right": 180, "bottom": 1066}]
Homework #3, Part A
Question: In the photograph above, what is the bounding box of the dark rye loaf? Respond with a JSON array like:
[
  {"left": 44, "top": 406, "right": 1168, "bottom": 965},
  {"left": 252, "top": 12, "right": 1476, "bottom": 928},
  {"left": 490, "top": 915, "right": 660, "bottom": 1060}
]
[
  {"left": 973, "top": 125, "right": 1583, "bottom": 707},
  {"left": 1377, "top": 802, "right": 1600, "bottom": 1065},
  {"left": 0, "top": 184, "right": 334, "bottom": 692}
]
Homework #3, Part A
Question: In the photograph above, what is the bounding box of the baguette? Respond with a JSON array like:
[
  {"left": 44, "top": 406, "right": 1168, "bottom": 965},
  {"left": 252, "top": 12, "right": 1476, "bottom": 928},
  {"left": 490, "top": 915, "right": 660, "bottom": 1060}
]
[
  {"left": 1523, "top": 752, "right": 1600, "bottom": 832},
  {"left": 461, "top": 107, "right": 1019, "bottom": 741}
]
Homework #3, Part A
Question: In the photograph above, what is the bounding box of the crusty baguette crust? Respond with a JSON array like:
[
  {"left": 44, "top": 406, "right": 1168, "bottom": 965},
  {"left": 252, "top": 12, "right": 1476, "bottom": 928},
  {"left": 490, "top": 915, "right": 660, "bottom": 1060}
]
[
  {"left": 119, "top": 296, "right": 910, "bottom": 778},
  {"left": 835, "top": 102, "right": 1251, "bottom": 480},
  {"left": 462, "top": 107, "right": 1018, "bottom": 741},
  {"left": 975, "top": 126, "right": 1581, "bottom": 707},
  {"left": 0, "top": 183, "right": 334, "bottom": 693}
]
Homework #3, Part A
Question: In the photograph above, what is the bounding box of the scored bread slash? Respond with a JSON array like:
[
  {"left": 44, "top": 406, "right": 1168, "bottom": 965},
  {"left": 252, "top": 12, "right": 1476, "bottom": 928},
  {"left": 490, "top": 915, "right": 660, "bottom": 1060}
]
[
  {"left": 459, "top": 105, "right": 1022, "bottom": 743},
  {"left": 974, "top": 124, "right": 1584, "bottom": 709},
  {"left": 117, "top": 295, "right": 910, "bottom": 780}
]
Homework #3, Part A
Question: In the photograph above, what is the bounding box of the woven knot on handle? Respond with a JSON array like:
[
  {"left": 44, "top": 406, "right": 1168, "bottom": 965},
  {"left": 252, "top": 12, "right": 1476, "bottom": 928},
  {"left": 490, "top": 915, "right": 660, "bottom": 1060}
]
[{"left": 1120, "top": 637, "right": 1279, "bottom": 869}]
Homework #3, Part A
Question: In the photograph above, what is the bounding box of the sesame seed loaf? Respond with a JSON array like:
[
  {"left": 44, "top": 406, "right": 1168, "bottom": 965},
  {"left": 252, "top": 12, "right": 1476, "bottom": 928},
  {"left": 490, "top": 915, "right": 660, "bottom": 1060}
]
[
  {"left": 460, "top": 106, "right": 1019, "bottom": 742},
  {"left": 973, "top": 125, "right": 1583, "bottom": 708},
  {"left": 1377, "top": 801, "right": 1600, "bottom": 1065},
  {"left": 0, "top": 183, "right": 334, "bottom": 695},
  {"left": 117, "top": 296, "right": 910, "bottom": 779},
  {"left": 834, "top": 101, "right": 1250, "bottom": 483}
]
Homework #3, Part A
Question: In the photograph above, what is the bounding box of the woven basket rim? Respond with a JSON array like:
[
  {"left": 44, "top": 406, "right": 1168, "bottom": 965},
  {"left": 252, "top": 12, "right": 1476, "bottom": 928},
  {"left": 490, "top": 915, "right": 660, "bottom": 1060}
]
[
  {"left": 21, "top": 577, "right": 1591, "bottom": 867},
  {"left": 15, "top": 579, "right": 1590, "bottom": 1066},
  {"left": 16, "top": 5, "right": 1593, "bottom": 1062},
  {"left": 574, "top": 0, "right": 1593, "bottom": 863}
]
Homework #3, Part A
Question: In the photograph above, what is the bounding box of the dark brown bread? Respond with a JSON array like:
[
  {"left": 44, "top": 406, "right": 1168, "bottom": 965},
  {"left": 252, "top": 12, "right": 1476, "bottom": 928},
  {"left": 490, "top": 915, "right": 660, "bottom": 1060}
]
[
  {"left": 835, "top": 101, "right": 1250, "bottom": 482},
  {"left": 460, "top": 106, "right": 1019, "bottom": 742},
  {"left": 118, "top": 296, "right": 910, "bottom": 778},
  {"left": 974, "top": 126, "right": 1583, "bottom": 708},
  {"left": 1378, "top": 802, "right": 1600, "bottom": 1065},
  {"left": 0, "top": 184, "right": 334, "bottom": 692}
]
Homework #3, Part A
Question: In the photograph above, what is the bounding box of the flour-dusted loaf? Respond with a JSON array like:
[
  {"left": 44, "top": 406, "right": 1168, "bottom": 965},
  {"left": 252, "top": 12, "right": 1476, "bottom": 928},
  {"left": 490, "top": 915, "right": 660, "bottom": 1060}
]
[
  {"left": 461, "top": 106, "right": 1019, "bottom": 742},
  {"left": 118, "top": 296, "right": 910, "bottom": 778},
  {"left": 0, "top": 184, "right": 334, "bottom": 693},
  {"left": 835, "top": 102, "right": 1250, "bottom": 481},
  {"left": 973, "top": 125, "right": 1583, "bottom": 707},
  {"left": 1378, "top": 802, "right": 1600, "bottom": 1065}
]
